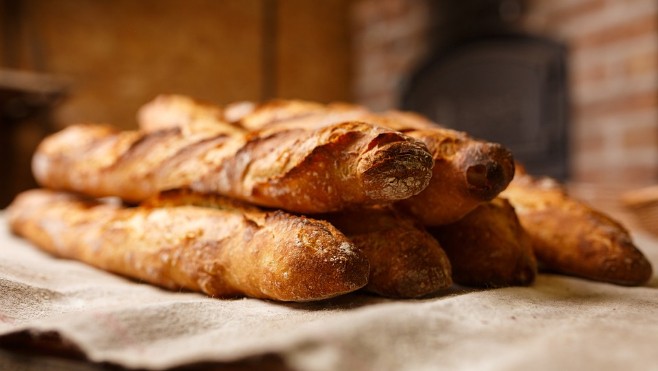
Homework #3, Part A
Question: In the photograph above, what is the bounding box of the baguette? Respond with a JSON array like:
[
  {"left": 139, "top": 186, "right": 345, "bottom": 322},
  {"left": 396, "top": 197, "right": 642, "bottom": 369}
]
[
  {"left": 137, "top": 94, "right": 243, "bottom": 135},
  {"left": 148, "top": 189, "right": 453, "bottom": 298},
  {"left": 230, "top": 99, "right": 516, "bottom": 225},
  {"left": 238, "top": 99, "right": 368, "bottom": 133},
  {"left": 139, "top": 95, "right": 368, "bottom": 135},
  {"left": 7, "top": 189, "right": 369, "bottom": 301},
  {"left": 32, "top": 121, "right": 434, "bottom": 213},
  {"left": 137, "top": 98, "right": 452, "bottom": 297},
  {"left": 502, "top": 172, "right": 653, "bottom": 286},
  {"left": 138, "top": 96, "right": 515, "bottom": 225},
  {"left": 430, "top": 197, "right": 537, "bottom": 287},
  {"left": 367, "top": 112, "right": 516, "bottom": 225},
  {"left": 323, "top": 207, "right": 452, "bottom": 298}
]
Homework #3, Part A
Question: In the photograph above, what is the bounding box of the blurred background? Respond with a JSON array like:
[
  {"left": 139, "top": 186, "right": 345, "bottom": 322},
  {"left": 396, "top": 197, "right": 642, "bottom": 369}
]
[{"left": 1, "top": 0, "right": 657, "bottom": 208}]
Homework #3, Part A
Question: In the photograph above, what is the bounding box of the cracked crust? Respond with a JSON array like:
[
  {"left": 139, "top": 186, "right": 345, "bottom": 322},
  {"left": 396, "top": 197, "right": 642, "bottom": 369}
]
[
  {"left": 33, "top": 120, "right": 433, "bottom": 213},
  {"left": 323, "top": 206, "right": 452, "bottom": 298},
  {"left": 431, "top": 197, "right": 537, "bottom": 288},
  {"left": 148, "top": 190, "right": 451, "bottom": 299},
  {"left": 502, "top": 172, "right": 653, "bottom": 286},
  {"left": 8, "top": 189, "right": 369, "bottom": 301}
]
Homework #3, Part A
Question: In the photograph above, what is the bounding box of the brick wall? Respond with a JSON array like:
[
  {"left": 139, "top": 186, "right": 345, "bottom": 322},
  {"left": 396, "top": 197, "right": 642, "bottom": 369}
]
[
  {"left": 523, "top": 0, "right": 658, "bottom": 186},
  {"left": 351, "top": 0, "right": 658, "bottom": 187},
  {"left": 351, "top": 0, "right": 433, "bottom": 111}
]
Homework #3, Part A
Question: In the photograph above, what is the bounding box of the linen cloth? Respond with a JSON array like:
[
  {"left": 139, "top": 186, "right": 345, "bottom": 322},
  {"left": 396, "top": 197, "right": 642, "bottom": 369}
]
[{"left": 1, "top": 212, "right": 658, "bottom": 371}]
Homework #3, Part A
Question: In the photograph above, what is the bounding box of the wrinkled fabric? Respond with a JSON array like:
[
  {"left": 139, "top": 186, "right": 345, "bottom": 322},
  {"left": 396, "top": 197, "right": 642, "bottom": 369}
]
[{"left": 1, "top": 213, "right": 658, "bottom": 371}]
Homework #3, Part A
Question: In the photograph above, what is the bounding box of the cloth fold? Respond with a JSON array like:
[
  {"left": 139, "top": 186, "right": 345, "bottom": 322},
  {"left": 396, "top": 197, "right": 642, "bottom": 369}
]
[{"left": 2, "top": 213, "right": 658, "bottom": 371}]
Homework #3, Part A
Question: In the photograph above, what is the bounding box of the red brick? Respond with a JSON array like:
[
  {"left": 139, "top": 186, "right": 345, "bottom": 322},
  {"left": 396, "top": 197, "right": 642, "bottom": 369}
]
[
  {"left": 571, "top": 165, "right": 608, "bottom": 184},
  {"left": 571, "top": 63, "right": 608, "bottom": 86},
  {"left": 616, "top": 164, "right": 658, "bottom": 184},
  {"left": 548, "top": 0, "right": 606, "bottom": 26},
  {"left": 622, "top": 124, "right": 658, "bottom": 148},
  {"left": 575, "top": 130, "right": 606, "bottom": 153},
  {"left": 574, "top": 90, "right": 658, "bottom": 119},
  {"left": 623, "top": 50, "right": 658, "bottom": 78},
  {"left": 571, "top": 13, "right": 658, "bottom": 49},
  {"left": 572, "top": 164, "right": 656, "bottom": 185}
]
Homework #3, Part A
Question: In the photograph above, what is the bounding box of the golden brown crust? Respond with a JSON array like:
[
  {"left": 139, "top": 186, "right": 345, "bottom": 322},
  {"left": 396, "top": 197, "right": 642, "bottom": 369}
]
[
  {"left": 394, "top": 128, "right": 515, "bottom": 225},
  {"left": 223, "top": 100, "right": 256, "bottom": 124},
  {"left": 33, "top": 124, "right": 239, "bottom": 202},
  {"left": 192, "top": 121, "right": 434, "bottom": 212},
  {"left": 502, "top": 174, "right": 653, "bottom": 286},
  {"left": 223, "top": 99, "right": 516, "bottom": 225},
  {"left": 237, "top": 99, "right": 368, "bottom": 132},
  {"left": 150, "top": 190, "right": 452, "bottom": 298},
  {"left": 137, "top": 94, "right": 243, "bottom": 136},
  {"left": 135, "top": 95, "right": 514, "bottom": 224},
  {"left": 323, "top": 207, "right": 452, "bottom": 298},
  {"left": 7, "top": 189, "right": 369, "bottom": 301},
  {"left": 33, "top": 121, "right": 434, "bottom": 213},
  {"left": 430, "top": 197, "right": 537, "bottom": 288}
]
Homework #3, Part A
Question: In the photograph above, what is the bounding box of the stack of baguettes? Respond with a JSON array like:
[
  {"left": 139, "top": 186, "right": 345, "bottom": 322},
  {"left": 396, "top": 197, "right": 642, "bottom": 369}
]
[{"left": 7, "top": 95, "right": 654, "bottom": 302}]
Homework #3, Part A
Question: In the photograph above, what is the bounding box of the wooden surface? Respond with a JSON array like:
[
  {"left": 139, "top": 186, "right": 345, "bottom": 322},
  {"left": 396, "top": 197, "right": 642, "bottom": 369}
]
[{"left": 0, "top": 0, "right": 352, "bottom": 130}]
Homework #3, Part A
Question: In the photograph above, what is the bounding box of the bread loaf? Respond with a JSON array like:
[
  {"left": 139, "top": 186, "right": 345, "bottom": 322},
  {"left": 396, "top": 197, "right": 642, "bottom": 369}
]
[
  {"left": 228, "top": 99, "right": 516, "bottom": 226},
  {"left": 323, "top": 207, "right": 452, "bottom": 298},
  {"left": 138, "top": 95, "right": 367, "bottom": 136},
  {"left": 233, "top": 99, "right": 516, "bottom": 225},
  {"left": 237, "top": 99, "right": 368, "bottom": 133},
  {"left": 138, "top": 96, "right": 515, "bottom": 225},
  {"left": 8, "top": 189, "right": 370, "bottom": 301},
  {"left": 32, "top": 120, "right": 434, "bottom": 213},
  {"left": 431, "top": 197, "right": 537, "bottom": 287},
  {"left": 367, "top": 112, "right": 516, "bottom": 225},
  {"left": 502, "top": 172, "right": 653, "bottom": 286},
  {"left": 137, "top": 98, "right": 453, "bottom": 297},
  {"left": 137, "top": 94, "right": 243, "bottom": 136},
  {"left": 147, "top": 189, "right": 452, "bottom": 298}
]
